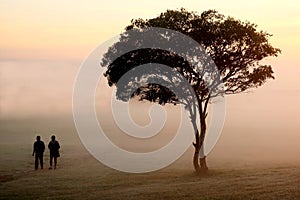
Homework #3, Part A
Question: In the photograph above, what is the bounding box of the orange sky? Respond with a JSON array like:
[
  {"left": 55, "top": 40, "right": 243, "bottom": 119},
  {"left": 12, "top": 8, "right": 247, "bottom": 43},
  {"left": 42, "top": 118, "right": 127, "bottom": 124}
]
[
  {"left": 0, "top": 0, "right": 300, "bottom": 118},
  {"left": 1, "top": 0, "right": 299, "bottom": 61}
]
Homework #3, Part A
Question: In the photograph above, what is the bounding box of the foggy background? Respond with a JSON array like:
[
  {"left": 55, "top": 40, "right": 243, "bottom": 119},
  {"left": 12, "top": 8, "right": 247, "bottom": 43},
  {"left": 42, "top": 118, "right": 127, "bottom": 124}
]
[
  {"left": 1, "top": 0, "right": 300, "bottom": 168},
  {"left": 1, "top": 55, "right": 299, "bottom": 167}
]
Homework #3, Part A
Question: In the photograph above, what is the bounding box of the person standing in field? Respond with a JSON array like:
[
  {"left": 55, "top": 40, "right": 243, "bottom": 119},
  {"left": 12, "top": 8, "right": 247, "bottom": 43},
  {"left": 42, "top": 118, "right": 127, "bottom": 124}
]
[
  {"left": 32, "top": 136, "right": 45, "bottom": 170},
  {"left": 48, "top": 135, "right": 60, "bottom": 169}
]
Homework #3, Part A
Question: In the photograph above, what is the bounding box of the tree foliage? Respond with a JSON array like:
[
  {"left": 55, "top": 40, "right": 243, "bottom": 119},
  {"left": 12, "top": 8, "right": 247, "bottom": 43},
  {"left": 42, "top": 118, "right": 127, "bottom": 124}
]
[{"left": 101, "top": 8, "right": 281, "bottom": 172}]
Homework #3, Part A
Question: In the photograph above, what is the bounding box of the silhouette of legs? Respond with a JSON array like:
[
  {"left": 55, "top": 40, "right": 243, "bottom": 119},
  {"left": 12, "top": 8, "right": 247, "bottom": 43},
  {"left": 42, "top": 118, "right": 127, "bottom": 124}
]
[
  {"left": 35, "top": 155, "right": 39, "bottom": 170},
  {"left": 49, "top": 155, "right": 57, "bottom": 169},
  {"left": 49, "top": 155, "right": 53, "bottom": 169},
  {"left": 54, "top": 157, "right": 57, "bottom": 169},
  {"left": 40, "top": 154, "right": 43, "bottom": 169},
  {"left": 35, "top": 154, "right": 43, "bottom": 170}
]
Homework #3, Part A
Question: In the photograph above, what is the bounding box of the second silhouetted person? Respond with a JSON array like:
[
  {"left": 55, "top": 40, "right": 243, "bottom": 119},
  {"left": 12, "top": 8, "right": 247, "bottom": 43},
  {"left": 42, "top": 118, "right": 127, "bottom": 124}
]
[{"left": 48, "top": 135, "right": 60, "bottom": 169}]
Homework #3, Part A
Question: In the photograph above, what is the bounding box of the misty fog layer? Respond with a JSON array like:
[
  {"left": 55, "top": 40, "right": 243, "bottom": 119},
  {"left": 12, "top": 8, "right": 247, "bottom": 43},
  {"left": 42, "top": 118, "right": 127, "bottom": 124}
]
[{"left": 1, "top": 59, "right": 300, "bottom": 166}]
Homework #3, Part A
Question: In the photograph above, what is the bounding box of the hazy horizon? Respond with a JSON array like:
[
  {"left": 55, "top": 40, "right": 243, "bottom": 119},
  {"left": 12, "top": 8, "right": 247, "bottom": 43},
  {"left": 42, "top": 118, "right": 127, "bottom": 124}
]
[{"left": 1, "top": 0, "right": 300, "bottom": 168}]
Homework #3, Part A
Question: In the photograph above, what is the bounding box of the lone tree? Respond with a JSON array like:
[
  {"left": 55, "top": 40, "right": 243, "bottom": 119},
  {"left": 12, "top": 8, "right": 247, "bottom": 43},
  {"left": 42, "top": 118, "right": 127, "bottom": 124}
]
[{"left": 101, "top": 9, "right": 280, "bottom": 173}]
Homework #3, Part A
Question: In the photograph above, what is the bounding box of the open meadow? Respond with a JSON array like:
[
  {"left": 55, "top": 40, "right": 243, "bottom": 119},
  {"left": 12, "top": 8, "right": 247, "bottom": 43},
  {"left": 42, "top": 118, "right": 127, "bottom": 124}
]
[{"left": 1, "top": 117, "right": 299, "bottom": 200}]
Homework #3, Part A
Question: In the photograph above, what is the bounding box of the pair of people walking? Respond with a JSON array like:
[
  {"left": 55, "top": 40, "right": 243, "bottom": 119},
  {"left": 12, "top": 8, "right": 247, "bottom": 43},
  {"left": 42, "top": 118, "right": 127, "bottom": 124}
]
[{"left": 32, "top": 135, "right": 60, "bottom": 170}]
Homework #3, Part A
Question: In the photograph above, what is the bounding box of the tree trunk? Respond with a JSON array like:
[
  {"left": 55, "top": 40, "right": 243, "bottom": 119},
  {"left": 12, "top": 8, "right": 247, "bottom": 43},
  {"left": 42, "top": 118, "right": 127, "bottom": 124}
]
[
  {"left": 193, "top": 117, "right": 208, "bottom": 173},
  {"left": 192, "top": 95, "right": 209, "bottom": 173},
  {"left": 199, "top": 125, "right": 208, "bottom": 172},
  {"left": 193, "top": 130, "right": 201, "bottom": 173},
  {"left": 193, "top": 142, "right": 208, "bottom": 173},
  {"left": 200, "top": 156, "right": 208, "bottom": 170}
]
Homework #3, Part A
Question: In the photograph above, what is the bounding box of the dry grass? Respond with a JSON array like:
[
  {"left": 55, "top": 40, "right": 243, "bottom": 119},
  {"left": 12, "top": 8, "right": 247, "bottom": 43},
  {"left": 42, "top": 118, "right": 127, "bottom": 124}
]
[
  {"left": 1, "top": 117, "right": 299, "bottom": 199},
  {"left": 0, "top": 144, "right": 299, "bottom": 200}
]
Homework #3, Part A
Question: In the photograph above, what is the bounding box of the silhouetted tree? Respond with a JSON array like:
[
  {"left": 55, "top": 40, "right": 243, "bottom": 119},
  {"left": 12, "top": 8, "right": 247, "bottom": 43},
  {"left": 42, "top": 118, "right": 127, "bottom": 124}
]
[{"left": 101, "top": 9, "right": 280, "bottom": 173}]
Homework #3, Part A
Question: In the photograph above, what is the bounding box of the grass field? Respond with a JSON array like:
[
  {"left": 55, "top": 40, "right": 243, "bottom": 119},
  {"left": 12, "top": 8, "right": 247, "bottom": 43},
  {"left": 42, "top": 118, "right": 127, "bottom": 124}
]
[{"left": 1, "top": 117, "right": 299, "bottom": 200}]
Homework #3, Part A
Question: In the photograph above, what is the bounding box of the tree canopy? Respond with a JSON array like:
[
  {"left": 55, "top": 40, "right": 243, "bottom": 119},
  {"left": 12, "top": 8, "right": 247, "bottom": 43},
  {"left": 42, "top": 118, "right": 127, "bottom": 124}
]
[
  {"left": 102, "top": 9, "right": 280, "bottom": 104},
  {"left": 101, "top": 8, "right": 281, "bottom": 172}
]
